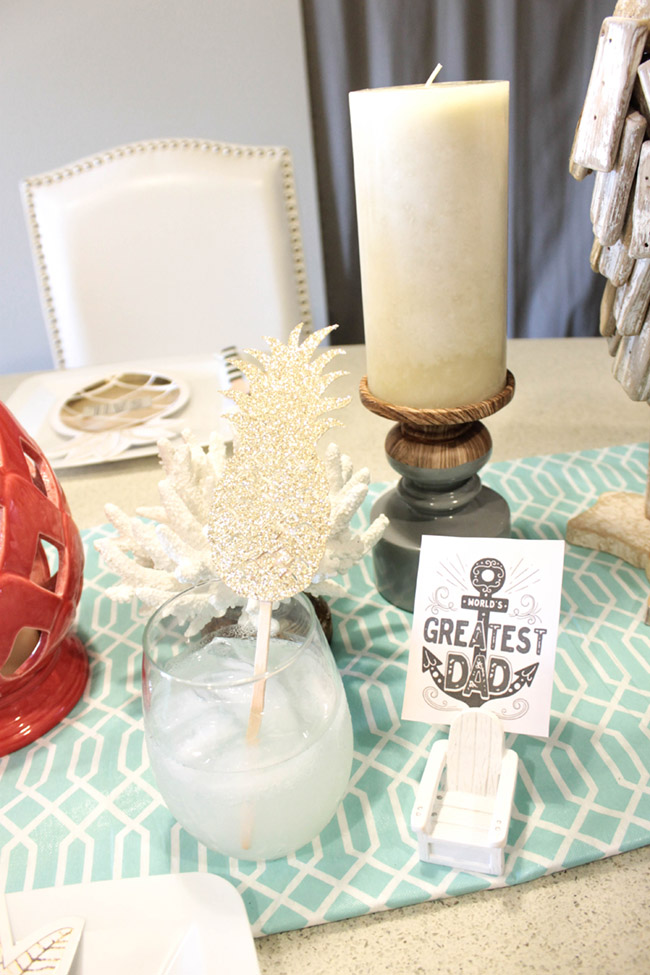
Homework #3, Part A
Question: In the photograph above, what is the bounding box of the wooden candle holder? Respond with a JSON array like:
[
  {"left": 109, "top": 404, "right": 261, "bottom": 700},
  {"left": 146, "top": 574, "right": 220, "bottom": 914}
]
[{"left": 359, "top": 371, "right": 516, "bottom": 611}]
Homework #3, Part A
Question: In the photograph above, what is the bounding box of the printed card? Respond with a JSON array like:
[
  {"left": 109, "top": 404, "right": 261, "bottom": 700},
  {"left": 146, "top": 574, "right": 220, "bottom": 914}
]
[{"left": 402, "top": 535, "right": 565, "bottom": 737}]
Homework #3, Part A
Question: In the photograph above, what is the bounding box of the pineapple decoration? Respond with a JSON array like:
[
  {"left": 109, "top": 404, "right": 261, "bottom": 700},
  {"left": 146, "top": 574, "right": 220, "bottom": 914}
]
[{"left": 207, "top": 324, "right": 350, "bottom": 739}]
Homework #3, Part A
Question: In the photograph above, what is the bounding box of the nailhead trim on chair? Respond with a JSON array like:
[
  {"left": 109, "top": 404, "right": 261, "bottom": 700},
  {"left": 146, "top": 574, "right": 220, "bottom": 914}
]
[{"left": 22, "top": 139, "right": 313, "bottom": 369}]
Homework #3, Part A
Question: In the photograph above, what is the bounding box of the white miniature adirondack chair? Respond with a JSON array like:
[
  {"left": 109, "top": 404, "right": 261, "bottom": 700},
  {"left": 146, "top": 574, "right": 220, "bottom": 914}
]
[{"left": 411, "top": 709, "right": 518, "bottom": 875}]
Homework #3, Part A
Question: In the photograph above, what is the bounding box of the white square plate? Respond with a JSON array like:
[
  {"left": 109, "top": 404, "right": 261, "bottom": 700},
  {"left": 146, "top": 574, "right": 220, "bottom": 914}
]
[
  {"left": 4, "top": 354, "right": 233, "bottom": 470},
  {"left": 5, "top": 873, "right": 260, "bottom": 974}
]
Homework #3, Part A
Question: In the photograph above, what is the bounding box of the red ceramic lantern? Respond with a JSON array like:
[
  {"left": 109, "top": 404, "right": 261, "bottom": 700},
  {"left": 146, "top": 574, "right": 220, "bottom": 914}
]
[{"left": 0, "top": 402, "right": 88, "bottom": 754}]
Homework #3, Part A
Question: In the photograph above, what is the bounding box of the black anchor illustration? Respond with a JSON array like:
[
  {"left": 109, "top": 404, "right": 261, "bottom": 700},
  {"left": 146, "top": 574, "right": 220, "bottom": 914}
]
[
  {"left": 460, "top": 558, "right": 509, "bottom": 701},
  {"left": 422, "top": 556, "right": 539, "bottom": 708}
]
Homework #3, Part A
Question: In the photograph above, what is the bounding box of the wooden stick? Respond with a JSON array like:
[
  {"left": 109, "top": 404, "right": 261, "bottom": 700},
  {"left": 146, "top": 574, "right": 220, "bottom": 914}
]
[
  {"left": 240, "top": 599, "right": 273, "bottom": 851},
  {"left": 246, "top": 599, "right": 273, "bottom": 744}
]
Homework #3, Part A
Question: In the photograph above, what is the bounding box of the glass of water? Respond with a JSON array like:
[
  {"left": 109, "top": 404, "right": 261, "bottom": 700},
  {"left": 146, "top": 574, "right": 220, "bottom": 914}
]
[{"left": 142, "top": 582, "right": 353, "bottom": 861}]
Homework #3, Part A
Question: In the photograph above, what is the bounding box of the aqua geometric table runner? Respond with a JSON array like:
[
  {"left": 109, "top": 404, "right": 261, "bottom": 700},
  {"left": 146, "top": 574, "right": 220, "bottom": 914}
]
[{"left": 1, "top": 442, "right": 649, "bottom": 936}]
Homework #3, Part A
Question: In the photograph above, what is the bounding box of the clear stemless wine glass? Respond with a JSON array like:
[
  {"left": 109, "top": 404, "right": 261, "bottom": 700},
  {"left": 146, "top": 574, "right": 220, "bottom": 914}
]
[{"left": 142, "top": 582, "right": 353, "bottom": 861}]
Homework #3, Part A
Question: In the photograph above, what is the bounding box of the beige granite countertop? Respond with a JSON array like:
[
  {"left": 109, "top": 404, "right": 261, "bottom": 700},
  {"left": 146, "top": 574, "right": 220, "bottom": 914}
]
[
  {"left": 5, "top": 337, "right": 644, "bottom": 531},
  {"left": 2, "top": 336, "right": 649, "bottom": 973}
]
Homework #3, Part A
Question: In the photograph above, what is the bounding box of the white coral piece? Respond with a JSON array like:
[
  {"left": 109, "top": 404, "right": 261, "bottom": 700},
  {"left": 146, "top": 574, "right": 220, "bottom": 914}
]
[
  {"left": 95, "top": 431, "right": 387, "bottom": 629},
  {"left": 309, "top": 442, "right": 388, "bottom": 597}
]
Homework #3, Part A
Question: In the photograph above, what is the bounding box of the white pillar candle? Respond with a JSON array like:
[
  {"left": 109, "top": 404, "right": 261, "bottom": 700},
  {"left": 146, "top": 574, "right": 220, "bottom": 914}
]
[{"left": 349, "top": 81, "right": 509, "bottom": 409}]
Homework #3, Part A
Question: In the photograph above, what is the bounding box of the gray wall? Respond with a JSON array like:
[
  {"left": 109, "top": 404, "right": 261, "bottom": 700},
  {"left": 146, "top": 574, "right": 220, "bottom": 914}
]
[{"left": 0, "top": 0, "right": 327, "bottom": 374}]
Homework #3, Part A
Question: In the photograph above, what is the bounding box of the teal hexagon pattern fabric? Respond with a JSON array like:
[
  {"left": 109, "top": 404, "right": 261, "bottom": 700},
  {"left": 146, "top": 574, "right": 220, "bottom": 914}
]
[{"left": 1, "top": 442, "right": 649, "bottom": 936}]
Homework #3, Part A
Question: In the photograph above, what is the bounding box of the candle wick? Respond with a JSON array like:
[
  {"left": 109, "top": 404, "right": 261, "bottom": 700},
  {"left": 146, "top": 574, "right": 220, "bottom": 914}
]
[{"left": 426, "top": 63, "right": 443, "bottom": 86}]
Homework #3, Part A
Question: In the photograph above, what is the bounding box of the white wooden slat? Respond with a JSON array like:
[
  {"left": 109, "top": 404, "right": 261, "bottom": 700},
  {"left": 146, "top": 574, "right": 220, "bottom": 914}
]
[
  {"left": 633, "top": 60, "right": 650, "bottom": 127},
  {"left": 614, "top": 0, "right": 650, "bottom": 27},
  {"left": 613, "top": 319, "right": 650, "bottom": 398},
  {"left": 570, "top": 116, "right": 592, "bottom": 180},
  {"left": 570, "top": 161, "right": 592, "bottom": 181},
  {"left": 440, "top": 791, "right": 495, "bottom": 815},
  {"left": 630, "top": 140, "right": 650, "bottom": 256},
  {"left": 591, "top": 236, "right": 604, "bottom": 272},
  {"left": 410, "top": 741, "right": 447, "bottom": 832},
  {"left": 599, "top": 213, "right": 635, "bottom": 285},
  {"left": 423, "top": 819, "right": 486, "bottom": 847},
  {"left": 571, "top": 17, "right": 647, "bottom": 172},
  {"left": 613, "top": 256, "right": 650, "bottom": 333},
  {"left": 488, "top": 750, "right": 519, "bottom": 847},
  {"left": 435, "top": 802, "right": 493, "bottom": 831},
  {"left": 591, "top": 111, "right": 646, "bottom": 244},
  {"left": 446, "top": 710, "right": 504, "bottom": 797},
  {"left": 608, "top": 331, "right": 623, "bottom": 355}
]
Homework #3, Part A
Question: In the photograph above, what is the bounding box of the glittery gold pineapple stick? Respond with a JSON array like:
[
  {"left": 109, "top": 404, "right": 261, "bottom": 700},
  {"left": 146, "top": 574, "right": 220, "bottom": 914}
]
[{"left": 208, "top": 324, "right": 349, "bottom": 745}]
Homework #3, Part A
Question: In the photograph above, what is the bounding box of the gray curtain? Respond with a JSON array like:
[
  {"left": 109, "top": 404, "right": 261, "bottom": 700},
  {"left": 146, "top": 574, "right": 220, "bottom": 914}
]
[{"left": 302, "top": 0, "right": 613, "bottom": 343}]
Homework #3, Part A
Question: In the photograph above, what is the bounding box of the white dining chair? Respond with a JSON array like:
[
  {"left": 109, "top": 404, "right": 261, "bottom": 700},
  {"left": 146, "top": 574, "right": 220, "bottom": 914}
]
[{"left": 21, "top": 138, "right": 313, "bottom": 369}]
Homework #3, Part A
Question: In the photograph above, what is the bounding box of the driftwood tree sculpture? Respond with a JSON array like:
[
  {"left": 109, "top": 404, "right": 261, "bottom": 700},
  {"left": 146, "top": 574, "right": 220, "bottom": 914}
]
[{"left": 568, "top": 0, "right": 650, "bottom": 621}]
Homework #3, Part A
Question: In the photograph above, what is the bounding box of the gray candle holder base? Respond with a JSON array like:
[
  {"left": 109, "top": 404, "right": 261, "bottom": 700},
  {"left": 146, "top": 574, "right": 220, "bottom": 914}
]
[{"left": 360, "top": 373, "right": 515, "bottom": 612}]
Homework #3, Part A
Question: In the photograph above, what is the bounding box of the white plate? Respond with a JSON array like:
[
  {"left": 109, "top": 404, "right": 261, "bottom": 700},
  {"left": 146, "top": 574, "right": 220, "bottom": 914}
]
[
  {"left": 5, "top": 873, "right": 260, "bottom": 974},
  {"left": 50, "top": 370, "right": 190, "bottom": 438},
  {"left": 5, "top": 355, "right": 234, "bottom": 470}
]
